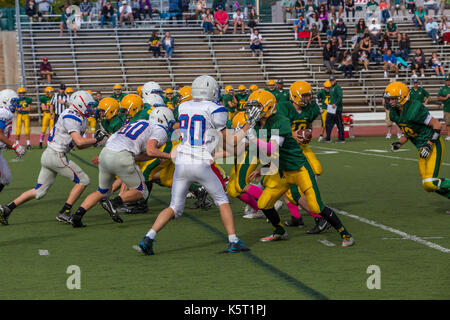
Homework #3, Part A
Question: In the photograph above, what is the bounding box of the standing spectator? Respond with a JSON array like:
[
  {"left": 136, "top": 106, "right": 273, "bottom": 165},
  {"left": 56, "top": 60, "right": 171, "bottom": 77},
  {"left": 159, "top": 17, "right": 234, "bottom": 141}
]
[
  {"left": 398, "top": 33, "right": 410, "bottom": 61},
  {"left": 365, "top": 0, "right": 379, "bottom": 21},
  {"left": 409, "top": 78, "right": 431, "bottom": 104},
  {"left": 119, "top": 1, "right": 135, "bottom": 27},
  {"left": 430, "top": 51, "right": 446, "bottom": 78},
  {"left": 293, "top": 14, "right": 307, "bottom": 40},
  {"left": 214, "top": 4, "right": 229, "bottom": 34},
  {"left": 307, "top": 24, "right": 322, "bottom": 48},
  {"left": 50, "top": 84, "right": 70, "bottom": 123},
  {"left": 162, "top": 31, "right": 175, "bottom": 59},
  {"left": 139, "top": 0, "right": 154, "bottom": 21},
  {"left": 325, "top": 75, "right": 345, "bottom": 143},
  {"left": 383, "top": 48, "right": 399, "bottom": 78},
  {"left": 385, "top": 18, "right": 400, "bottom": 43},
  {"left": 100, "top": 1, "right": 117, "bottom": 28},
  {"left": 318, "top": 5, "right": 329, "bottom": 32},
  {"left": 233, "top": 8, "right": 245, "bottom": 34},
  {"left": 281, "top": 0, "right": 294, "bottom": 23},
  {"left": 368, "top": 17, "right": 382, "bottom": 45},
  {"left": 379, "top": 0, "right": 390, "bottom": 24},
  {"left": 440, "top": 16, "right": 450, "bottom": 45},
  {"left": 344, "top": 0, "right": 355, "bottom": 22},
  {"left": 323, "top": 41, "right": 337, "bottom": 73},
  {"left": 202, "top": 8, "right": 214, "bottom": 34},
  {"left": 352, "top": 18, "right": 367, "bottom": 45},
  {"left": 148, "top": 30, "right": 161, "bottom": 58},
  {"left": 423, "top": 0, "right": 439, "bottom": 16},
  {"left": 437, "top": 75, "right": 450, "bottom": 140},
  {"left": 425, "top": 16, "right": 440, "bottom": 44},
  {"left": 333, "top": 18, "right": 347, "bottom": 48},
  {"left": 329, "top": 0, "right": 344, "bottom": 19},
  {"left": 250, "top": 28, "right": 263, "bottom": 57},
  {"left": 295, "top": 0, "right": 305, "bottom": 18},
  {"left": 36, "top": 0, "right": 54, "bottom": 22},
  {"left": 411, "top": 48, "right": 426, "bottom": 78},
  {"left": 341, "top": 50, "right": 354, "bottom": 78},
  {"left": 413, "top": 6, "right": 427, "bottom": 29},
  {"left": 247, "top": 7, "right": 258, "bottom": 34},
  {"left": 39, "top": 56, "right": 53, "bottom": 84},
  {"left": 80, "top": 0, "right": 93, "bottom": 22},
  {"left": 304, "top": 0, "right": 317, "bottom": 23},
  {"left": 26, "top": 0, "right": 38, "bottom": 23}
]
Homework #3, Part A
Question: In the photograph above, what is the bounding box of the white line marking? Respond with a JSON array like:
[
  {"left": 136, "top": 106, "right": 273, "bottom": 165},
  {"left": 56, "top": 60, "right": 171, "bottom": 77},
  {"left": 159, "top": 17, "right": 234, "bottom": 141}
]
[
  {"left": 39, "top": 249, "right": 49, "bottom": 255},
  {"left": 318, "top": 239, "right": 336, "bottom": 247},
  {"left": 382, "top": 237, "right": 444, "bottom": 240},
  {"left": 313, "top": 151, "right": 339, "bottom": 155},
  {"left": 313, "top": 146, "right": 450, "bottom": 166},
  {"left": 332, "top": 207, "right": 450, "bottom": 254},
  {"left": 132, "top": 245, "right": 142, "bottom": 253}
]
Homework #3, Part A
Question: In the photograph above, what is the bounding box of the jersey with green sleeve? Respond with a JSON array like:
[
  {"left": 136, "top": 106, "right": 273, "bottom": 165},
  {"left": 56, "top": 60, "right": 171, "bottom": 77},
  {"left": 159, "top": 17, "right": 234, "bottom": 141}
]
[
  {"left": 17, "top": 97, "right": 32, "bottom": 114},
  {"left": 277, "top": 101, "right": 320, "bottom": 131},
  {"left": 316, "top": 89, "right": 330, "bottom": 109}
]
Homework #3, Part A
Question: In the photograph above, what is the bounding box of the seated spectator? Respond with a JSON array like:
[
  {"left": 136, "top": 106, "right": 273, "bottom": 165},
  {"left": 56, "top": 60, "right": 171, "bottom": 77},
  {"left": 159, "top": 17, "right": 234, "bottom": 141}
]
[
  {"left": 332, "top": 18, "right": 347, "bottom": 48},
  {"left": 96, "top": 0, "right": 106, "bottom": 20},
  {"left": 423, "top": 0, "right": 439, "bottom": 16},
  {"left": 181, "top": 0, "right": 190, "bottom": 26},
  {"left": 406, "top": 0, "right": 415, "bottom": 13},
  {"left": 380, "top": 34, "right": 392, "bottom": 54},
  {"left": 308, "top": 12, "right": 323, "bottom": 31},
  {"left": 359, "top": 34, "right": 372, "bottom": 58},
  {"left": 36, "top": 0, "right": 53, "bottom": 22},
  {"left": 80, "top": 0, "right": 93, "bottom": 22},
  {"left": 413, "top": 6, "right": 427, "bottom": 29},
  {"left": 430, "top": 51, "right": 446, "bottom": 77},
  {"left": 379, "top": 0, "right": 390, "bottom": 24},
  {"left": 440, "top": 16, "right": 450, "bottom": 45},
  {"left": 294, "top": 0, "right": 305, "bottom": 18},
  {"left": 392, "top": 0, "right": 406, "bottom": 19},
  {"left": 148, "top": 30, "right": 161, "bottom": 58},
  {"left": 162, "top": 31, "right": 175, "bottom": 58},
  {"left": 250, "top": 28, "right": 263, "bottom": 57},
  {"left": 130, "top": 0, "right": 141, "bottom": 21},
  {"left": 425, "top": 16, "right": 440, "bottom": 44},
  {"left": 352, "top": 18, "right": 367, "bottom": 44},
  {"left": 304, "top": 0, "right": 317, "bottom": 23},
  {"left": 358, "top": 48, "right": 369, "bottom": 71},
  {"left": 330, "top": 35, "right": 341, "bottom": 57},
  {"left": 119, "top": 1, "right": 135, "bottom": 27},
  {"left": 317, "top": 0, "right": 328, "bottom": 11},
  {"left": 281, "top": 0, "right": 295, "bottom": 23},
  {"left": 326, "top": 12, "right": 337, "bottom": 39},
  {"left": 323, "top": 41, "right": 337, "bottom": 73},
  {"left": 214, "top": 4, "right": 229, "bottom": 34},
  {"left": 233, "top": 8, "right": 245, "bottom": 33},
  {"left": 293, "top": 14, "right": 307, "bottom": 40},
  {"left": 365, "top": 0, "right": 379, "bottom": 21},
  {"left": 318, "top": 5, "right": 328, "bottom": 32},
  {"left": 368, "top": 18, "right": 382, "bottom": 45},
  {"left": 307, "top": 24, "right": 322, "bottom": 48},
  {"left": 329, "top": 0, "right": 344, "bottom": 19},
  {"left": 383, "top": 48, "right": 398, "bottom": 78},
  {"left": 344, "top": 0, "right": 355, "bottom": 22},
  {"left": 26, "top": 0, "right": 38, "bottom": 23},
  {"left": 139, "top": 0, "right": 155, "bottom": 21},
  {"left": 247, "top": 7, "right": 258, "bottom": 34},
  {"left": 385, "top": 18, "right": 400, "bottom": 43},
  {"left": 202, "top": 8, "right": 214, "bottom": 34},
  {"left": 195, "top": 0, "right": 207, "bottom": 18},
  {"left": 40, "top": 56, "right": 53, "bottom": 84},
  {"left": 168, "top": 0, "right": 182, "bottom": 21},
  {"left": 411, "top": 48, "right": 426, "bottom": 78},
  {"left": 100, "top": 1, "right": 117, "bottom": 27},
  {"left": 340, "top": 50, "right": 354, "bottom": 78},
  {"left": 60, "top": 6, "right": 79, "bottom": 37},
  {"left": 398, "top": 33, "right": 410, "bottom": 61}
]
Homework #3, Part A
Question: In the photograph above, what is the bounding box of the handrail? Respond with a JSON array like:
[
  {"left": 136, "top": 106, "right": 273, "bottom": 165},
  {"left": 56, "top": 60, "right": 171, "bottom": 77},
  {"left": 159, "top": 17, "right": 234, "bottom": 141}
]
[
  {"left": 114, "top": 27, "right": 128, "bottom": 92},
  {"left": 15, "top": 0, "right": 26, "bottom": 88},
  {"left": 68, "top": 30, "right": 80, "bottom": 91}
]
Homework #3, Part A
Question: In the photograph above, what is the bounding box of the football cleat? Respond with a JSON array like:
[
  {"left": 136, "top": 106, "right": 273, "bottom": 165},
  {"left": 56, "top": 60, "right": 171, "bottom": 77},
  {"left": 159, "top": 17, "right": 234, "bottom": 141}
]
[
  {"left": 260, "top": 230, "right": 288, "bottom": 242},
  {"left": 56, "top": 211, "right": 72, "bottom": 224},
  {"left": 341, "top": 235, "right": 355, "bottom": 247},
  {"left": 101, "top": 198, "right": 124, "bottom": 223},
  {"left": 0, "top": 205, "right": 11, "bottom": 225},
  {"left": 139, "top": 236, "right": 155, "bottom": 255},
  {"left": 227, "top": 239, "right": 250, "bottom": 253},
  {"left": 307, "top": 217, "right": 331, "bottom": 234},
  {"left": 284, "top": 216, "right": 304, "bottom": 227},
  {"left": 70, "top": 214, "right": 86, "bottom": 228}
]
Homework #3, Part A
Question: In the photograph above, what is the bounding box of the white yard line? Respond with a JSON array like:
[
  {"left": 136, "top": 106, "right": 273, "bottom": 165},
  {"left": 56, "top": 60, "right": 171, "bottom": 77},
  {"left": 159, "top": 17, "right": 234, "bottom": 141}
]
[
  {"left": 331, "top": 208, "right": 450, "bottom": 254},
  {"left": 318, "top": 240, "right": 337, "bottom": 247},
  {"left": 382, "top": 237, "right": 444, "bottom": 240}
]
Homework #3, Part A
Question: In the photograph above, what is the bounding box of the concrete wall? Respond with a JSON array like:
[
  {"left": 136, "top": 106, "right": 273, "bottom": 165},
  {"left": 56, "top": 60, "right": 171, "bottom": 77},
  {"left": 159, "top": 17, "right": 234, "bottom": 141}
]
[{"left": 0, "top": 31, "right": 20, "bottom": 88}]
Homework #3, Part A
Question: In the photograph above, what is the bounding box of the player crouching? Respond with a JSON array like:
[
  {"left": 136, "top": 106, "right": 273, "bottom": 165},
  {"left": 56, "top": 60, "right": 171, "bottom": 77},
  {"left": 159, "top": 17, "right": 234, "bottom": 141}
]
[{"left": 70, "top": 107, "right": 175, "bottom": 228}]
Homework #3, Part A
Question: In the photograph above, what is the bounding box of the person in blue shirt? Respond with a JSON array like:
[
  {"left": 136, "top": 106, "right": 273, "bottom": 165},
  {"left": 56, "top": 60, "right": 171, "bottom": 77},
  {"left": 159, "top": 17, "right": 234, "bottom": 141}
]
[
  {"left": 293, "top": 14, "right": 307, "bottom": 40},
  {"left": 383, "top": 48, "right": 399, "bottom": 78}
]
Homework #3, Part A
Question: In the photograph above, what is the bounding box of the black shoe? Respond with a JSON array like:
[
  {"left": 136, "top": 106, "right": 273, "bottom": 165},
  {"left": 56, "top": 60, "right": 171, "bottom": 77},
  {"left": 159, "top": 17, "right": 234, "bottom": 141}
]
[
  {"left": 118, "top": 203, "right": 149, "bottom": 214},
  {"left": 0, "top": 205, "right": 11, "bottom": 226},
  {"left": 26, "top": 145, "right": 32, "bottom": 150},
  {"left": 101, "top": 198, "right": 124, "bottom": 223},
  {"left": 56, "top": 211, "right": 72, "bottom": 224},
  {"left": 284, "top": 216, "right": 304, "bottom": 227},
  {"left": 70, "top": 214, "right": 86, "bottom": 228},
  {"left": 307, "top": 217, "right": 331, "bottom": 234},
  {"left": 39, "top": 142, "right": 43, "bottom": 149}
]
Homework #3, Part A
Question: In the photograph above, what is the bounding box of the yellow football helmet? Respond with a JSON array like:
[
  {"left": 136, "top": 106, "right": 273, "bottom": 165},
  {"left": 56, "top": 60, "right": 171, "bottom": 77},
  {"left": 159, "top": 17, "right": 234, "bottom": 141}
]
[
  {"left": 250, "top": 84, "right": 259, "bottom": 92},
  {"left": 267, "top": 79, "right": 276, "bottom": 86},
  {"left": 177, "top": 86, "right": 192, "bottom": 105},
  {"left": 98, "top": 97, "right": 120, "bottom": 120},
  {"left": 384, "top": 82, "right": 409, "bottom": 106},
  {"left": 224, "top": 85, "right": 234, "bottom": 94},
  {"left": 323, "top": 80, "right": 332, "bottom": 88},
  {"left": 120, "top": 94, "right": 143, "bottom": 118},
  {"left": 87, "top": 90, "right": 93, "bottom": 95},
  {"left": 113, "top": 84, "right": 122, "bottom": 91},
  {"left": 289, "top": 81, "right": 313, "bottom": 106},
  {"left": 238, "top": 85, "right": 246, "bottom": 92},
  {"left": 165, "top": 88, "right": 174, "bottom": 95},
  {"left": 246, "top": 90, "right": 276, "bottom": 119},
  {"left": 232, "top": 111, "right": 247, "bottom": 129},
  {"left": 44, "top": 86, "right": 54, "bottom": 96},
  {"left": 137, "top": 85, "right": 143, "bottom": 97},
  {"left": 17, "top": 87, "right": 26, "bottom": 94},
  {"left": 65, "top": 87, "right": 74, "bottom": 95}
]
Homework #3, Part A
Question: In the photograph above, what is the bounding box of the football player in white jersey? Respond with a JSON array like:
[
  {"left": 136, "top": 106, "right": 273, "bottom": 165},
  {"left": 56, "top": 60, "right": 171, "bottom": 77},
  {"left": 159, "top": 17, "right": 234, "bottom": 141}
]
[
  {"left": 70, "top": 107, "right": 175, "bottom": 228},
  {"left": 138, "top": 75, "right": 251, "bottom": 255},
  {"left": 0, "top": 89, "right": 26, "bottom": 193},
  {"left": 0, "top": 91, "right": 108, "bottom": 226}
]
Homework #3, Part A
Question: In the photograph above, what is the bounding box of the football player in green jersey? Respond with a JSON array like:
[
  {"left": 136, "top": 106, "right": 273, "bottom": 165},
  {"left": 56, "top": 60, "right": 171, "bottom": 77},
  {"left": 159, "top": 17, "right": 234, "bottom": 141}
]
[
  {"left": 16, "top": 88, "right": 33, "bottom": 149},
  {"left": 110, "top": 84, "right": 127, "bottom": 103},
  {"left": 386, "top": 81, "right": 450, "bottom": 201},
  {"left": 235, "top": 85, "right": 249, "bottom": 112}
]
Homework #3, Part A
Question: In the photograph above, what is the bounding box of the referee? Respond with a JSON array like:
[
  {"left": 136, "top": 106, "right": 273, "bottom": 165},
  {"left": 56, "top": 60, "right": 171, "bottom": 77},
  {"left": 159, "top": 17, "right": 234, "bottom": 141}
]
[{"left": 50, "top": 83, "right": 70, "bottom": 123}]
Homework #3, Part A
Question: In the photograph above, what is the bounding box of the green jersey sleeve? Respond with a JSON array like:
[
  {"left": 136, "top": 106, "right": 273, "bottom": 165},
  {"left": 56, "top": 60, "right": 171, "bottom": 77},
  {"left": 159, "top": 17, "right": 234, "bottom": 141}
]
[{"left": 408, "top": 101, "right": 430, "bottom": 125}]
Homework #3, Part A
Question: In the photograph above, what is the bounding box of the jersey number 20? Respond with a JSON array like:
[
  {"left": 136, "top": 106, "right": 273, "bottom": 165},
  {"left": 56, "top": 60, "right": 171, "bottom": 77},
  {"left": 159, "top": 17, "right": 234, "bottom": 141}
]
[{"left": 179, "top": 114, "right": 206, "bottom": 146}]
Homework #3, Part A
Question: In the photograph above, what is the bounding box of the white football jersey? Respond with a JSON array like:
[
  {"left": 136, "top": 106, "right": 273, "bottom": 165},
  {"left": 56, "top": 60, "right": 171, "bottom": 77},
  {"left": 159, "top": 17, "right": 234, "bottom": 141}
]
[
  {"left": 0, "top": 106, "right": 13, "bottom": 150},
  {"left": 175, "top": 100, "right": 228, "bottom": 163},
  {"left": 47, "top": 108, "right": 88, "bottom": 153},
  {"left": 105, "top": 120, "right": 168, "bottom": 156}
]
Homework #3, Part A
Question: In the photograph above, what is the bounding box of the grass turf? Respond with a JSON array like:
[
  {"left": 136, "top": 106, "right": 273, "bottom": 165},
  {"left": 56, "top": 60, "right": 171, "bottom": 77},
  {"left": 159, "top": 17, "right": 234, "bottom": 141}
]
[{"left": 0, "top": 137, "right": 449, "bottom": 300}]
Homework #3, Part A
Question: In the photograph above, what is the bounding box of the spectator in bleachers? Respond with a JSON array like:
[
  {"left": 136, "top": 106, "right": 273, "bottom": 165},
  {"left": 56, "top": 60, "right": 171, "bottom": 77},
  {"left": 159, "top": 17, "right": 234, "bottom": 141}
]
[
  {"left": 80, "top": 0, "right": 93, "bottom": 22},
  {"left": 365, "top": 0, "right": 380, "bottom": 21},
  {"left": 329, "top": 0, "right": 344, "bottom": 19},
  {"left": 323, "top": 41, "right": 337, "bottom": 73},
  {"left": 40, "top": 57, "right": 53, "bottom": 84},
  {"left": 368, "top": 17, "right": 382, "bottom": 45},
  {"left": 425, "top": 16, "right": 440, "bottom": 44},
  {"left": 333, "top": 18, "right": 347, "bottom": 48},
  {"left": 340, "top": 50, "right": 354, "bottom": 78},
  {"left": 100, "top": 1, "right": 117, "bottom": 27},
  {"left": 181, "top": 0, "right": 191, "bottom": 26},
  {"left": 430, "top": 51, "right": 446, "bottom": 77},
  {"left": 406, "top": 0, "right": 415, "bottom": 13},
  {"left": 380, "top": 34, "right": 392, "bottom": 54},
  {"left": 281, "top": 0, "right": 295, "bottom": 23},
  {"left": 119, "top": 1, "right": 135, "bottom": 27},
  {"left": 440, "top": 0, "right": 448, "bottom": 15},
  {"left": 383, "top": 48, "right": 399, "bottom": 78},
  {"left": 202, "top": 8, "right": 214, "bottom": 34},
  {"left": 307, "top": 23, "right": 322, "bottom": 48},
  {"left": 392, "top": 0, "right": 406, "bottom": 19},
  {"left": 413, "top": 6, "right": 427, "bottom": 29},
  {"left": 317, "top": 0, "right": 328, "bottom": 10},
  {"left": 423, "top": 0, "right": 439, "bottom": 16},
  {"left": 385, "top": 18, "right": 400, "bottom": 43},
  {"left": 130, "top": 0, "right": 141, "bottom": 21},
  {"left": 168, "top": 0, "right": 182, "bottom": 22},
  {"left": 440, "top": 16, "right": 450, "bottom": 45},
  {"left": 294, "top": 0, "right": 305, "bottom": 18},
  {"left": 60, "top": 6, "right": 78, "bottom": 37},
  {"left": 398, "top": 33, "right": 410, "bottom": 60},
  {"left": 358, "top": 47, "right": 370, "bottom": 71},
  {"left": 247, "top": 7, "right": 258, "bottom": 34},
  {"left": 379, "top": 0, "right": 390, "bottom": 24},
  {"left": 36, "top": 0, "right": 53, "bottom": 22},
  {"left": 330, "top": 35, "right": 341, "bottom": 56},
  {"left": 233, "top": 8, "right": 245, "bottom": 33},
  {"left": 140, "top": 0, "right": 156, "bottom": 21},
  {"left": 344, "top": 0, "right": 355, "bottom": 22},
  {"left": 96, "top": 0, "right": 106, "bottom": 20},
  {"left": 195, "top": 0, "right": 207, "bottom": 17},
  {"left": 26, "top": 0, "right": 38, "bottom": 23},
  {"left": 326, "top": 12, "right": 337, "bottom": 39},
  {"left": 409, "top": 78, "right": 431, "bottom": 104},
  {"left": 293, "top": 14, "right": 307, "bottom": 40},
  {"left": 359, "top": 34, "right": 372, "bottom": 58},
  {"left": 352, "top": 18, "right": 367, "bottom": 45},
  {"left": 308, "top": 12, "right": 323, "bottom": 31},
  {"left": 318, "top": 5, "right": 329, "bottom": 32},
  {"left": 148, "top": 30, "right": 161, "bottom": 58},
  {"left": 162, "top": 31, "right": 175, "bottom": 58},
  {"left": 438, "top": 75, "right": 450, "bottom": 140},
  {"left": 250, "top": 28, "right": 263, "bottom": 57},
  {"left": 214, "top": 4, "right": 229, "bottom": 34},
  {"left": 411, "top": 48, "right": 426, "bottom": 78},
  {"left": 304, "top": 0, "right": 317, "bottom": 23}
]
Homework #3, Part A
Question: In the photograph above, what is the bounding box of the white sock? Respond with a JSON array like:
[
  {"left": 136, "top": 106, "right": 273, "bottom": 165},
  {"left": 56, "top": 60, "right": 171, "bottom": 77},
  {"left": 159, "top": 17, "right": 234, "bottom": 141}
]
[
  {"left": 26, "top": 140, "right": 30, "bottom": 145},
  {"left": 146, "top": 229, "right": 157, "bottom": 239},
  {"left": 228, "top": 234, "right": 238, "bottom": 243}
]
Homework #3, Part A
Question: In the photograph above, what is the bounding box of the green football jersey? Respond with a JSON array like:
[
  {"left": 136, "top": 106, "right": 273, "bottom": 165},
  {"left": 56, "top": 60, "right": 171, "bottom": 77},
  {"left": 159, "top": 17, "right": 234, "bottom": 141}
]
[
  {"left": 39, "top": 95, "right": 52, "bottom": 113},
  {"left": 131, "top": 105, "right": 153, "bottom": 123},
  {"left": 389, "top": 100, "right": 433, "bottom": 149},
  {"left": 274, "top": 89, "right": 290, "bottom": 103},
  {"left": 277, "top": 101, "right": 321, "bottom": 131},
  {"left": 316, "top": 89, "right": 331, "bottom": 109},
  {"left": 110, "top": 93, "right": 127, "bottom": 102},
  {"left": 101, "top": 114, "right": 127, "bottom": 134},
  {"left": 221, "top": 94, "right": 237, "bottom": 114},
  {"left": 163, "top": 97, "right": 176, "bottom": 110},
  {"left": 409, "top": 87, "right": 430, "bottom": 103},
  {"left": 17, "top": 97, "right": 32, "bottom": 114},
  {"left": 438, "top": 85, "right": 450, "bottom": 112},
  {"left": 235, "top": 93, "right": 249, "bottom": 111}
]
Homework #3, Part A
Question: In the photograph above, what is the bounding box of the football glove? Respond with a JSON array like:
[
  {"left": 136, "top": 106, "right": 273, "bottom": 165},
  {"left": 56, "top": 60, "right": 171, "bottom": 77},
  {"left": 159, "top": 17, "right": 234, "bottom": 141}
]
[
  {"left": 12, "top": 142, "right": 26, "bottom": 159},
  {"left": 390, "top": 142, "right": 402, "bottom": 152},
  {"left": 245, "top": 105, "right": 261, "bottom": 128},
  {"left": 419, "top": 143, "right": 432, "bottom": 159},
  {"left": 246, "top": 128, "right": 256, "bottom": 141},
  {"left": 94, "top": 129, "right": 108, "bottom": 143}
]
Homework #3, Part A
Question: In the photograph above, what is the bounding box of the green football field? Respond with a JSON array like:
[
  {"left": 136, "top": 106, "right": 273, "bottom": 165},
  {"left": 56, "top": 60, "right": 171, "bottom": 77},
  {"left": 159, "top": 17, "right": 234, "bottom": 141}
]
[{"left": 0, "top": 137, "right": 449, "bottom": 300}]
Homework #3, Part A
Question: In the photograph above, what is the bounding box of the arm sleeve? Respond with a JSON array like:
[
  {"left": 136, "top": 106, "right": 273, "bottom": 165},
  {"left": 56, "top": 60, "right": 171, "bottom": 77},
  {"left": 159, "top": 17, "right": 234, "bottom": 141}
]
[
  {"left": 151, "top": 126, "right": 169, "bottom": 148},
  {"left": 62, "top": 114, "right": 83, "bottom": 134},
  {"left": 211, "top": 105, "right": 228, "bottom": 131}
]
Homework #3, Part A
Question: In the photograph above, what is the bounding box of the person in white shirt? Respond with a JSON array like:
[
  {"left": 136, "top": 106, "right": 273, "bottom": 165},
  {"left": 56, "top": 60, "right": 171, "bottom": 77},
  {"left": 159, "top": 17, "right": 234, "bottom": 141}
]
[
  {"left": 70, "top": 107, "right": 174, "bottom": 228},
  {"left": 0, "top": 91, "right": 108, "bottom": 226},
  {"left": 233, "top": 8, "right": 245, "bottom": 34},
  {"left": 250, "top": 28, "right": 263, "bottom": 57},
  {"left": 119, "top": 0, "right": 134, "bottom": 27},
  {"left": 368, "top": 18, "right": 382, "bottom": 45}
]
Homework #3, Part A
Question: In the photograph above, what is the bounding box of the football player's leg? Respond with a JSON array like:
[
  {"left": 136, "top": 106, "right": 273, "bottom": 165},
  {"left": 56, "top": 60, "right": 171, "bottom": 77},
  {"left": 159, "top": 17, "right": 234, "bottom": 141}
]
[
  {"left": 15, "top": 113, "right": 22, "bottom": 143},
  {"left": 40, "top": 113, "right": 50, "bottom": 145},
  {"left": 0, "top": 153, "right": 12, "bottom": 192},
  {"left": 24, "top": 114, "right": 31, "bottom": 147}
]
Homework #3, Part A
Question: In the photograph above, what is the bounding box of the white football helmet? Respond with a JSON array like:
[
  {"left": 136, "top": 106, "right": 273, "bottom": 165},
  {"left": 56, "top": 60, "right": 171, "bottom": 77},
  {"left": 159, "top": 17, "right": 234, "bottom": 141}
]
[
  {"left": 0, "top": 89, "right": 20, "bottom": 113},
  {"left": 142, "top": 81, "right": 163, "bottom": 100},
  {"left": 191, "top": 75, "right": 220, "bottom": 102},
  {"left": 149, "top": 107, "right": 175, "bottom": 132},
  {"left": 69, "top": 90, "right": 95, "bottom": 116},
  {"left": 143, "top": 93, "right": 165, "bottom": 107}
]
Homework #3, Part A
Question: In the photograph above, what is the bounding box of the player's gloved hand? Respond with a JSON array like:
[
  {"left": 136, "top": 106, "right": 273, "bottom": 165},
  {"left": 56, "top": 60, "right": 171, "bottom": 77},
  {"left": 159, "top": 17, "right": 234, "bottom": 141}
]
[
  {"left": 419, "top": 143, "right": 432, "bottom": 159},
  {"left": 12, "top": 142, "right": 26, "bottom": 159},
  {"left": 390, "top": 142, "right": 402, "bottom": 152},
  {"left": 245, "top": 104, "right": 261, "bottom": 128},
  {"left": 246, "top": 128, "right": 257, "bottom": 141},
  {"left": 94, "top": 129, "right": 108, "bottom": 143}
]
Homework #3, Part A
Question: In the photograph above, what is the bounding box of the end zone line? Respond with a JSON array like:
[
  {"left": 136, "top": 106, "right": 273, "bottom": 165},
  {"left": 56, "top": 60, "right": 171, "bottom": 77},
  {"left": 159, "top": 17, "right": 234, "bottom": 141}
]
[
  {"left": 331, "top": 207, "right": 450, "bottom": 254},
  {"left": 312, "top": 146, "right": 450, "bottom": 166}
]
